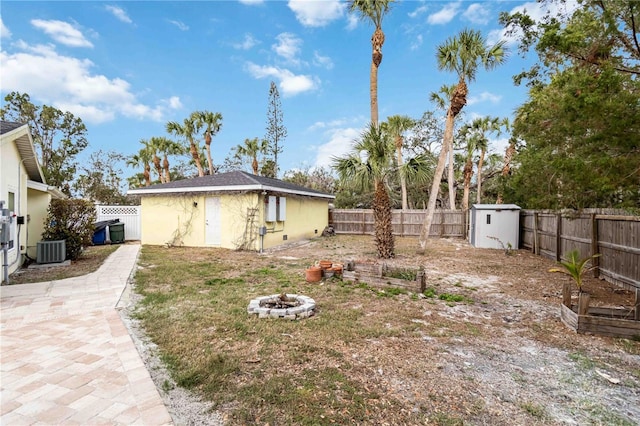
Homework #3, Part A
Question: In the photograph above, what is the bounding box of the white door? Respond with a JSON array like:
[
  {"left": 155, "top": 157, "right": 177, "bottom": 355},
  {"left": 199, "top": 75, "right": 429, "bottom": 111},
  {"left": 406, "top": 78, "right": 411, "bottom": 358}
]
[{"left": 205, "top": 197, "right": 221, "bottom": 245}]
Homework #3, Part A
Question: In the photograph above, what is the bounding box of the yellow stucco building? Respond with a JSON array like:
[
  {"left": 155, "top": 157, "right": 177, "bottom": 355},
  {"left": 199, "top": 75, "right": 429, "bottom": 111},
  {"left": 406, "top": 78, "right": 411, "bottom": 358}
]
[{"left": 127, "top": 171, "right": 334, "bottom": 251}]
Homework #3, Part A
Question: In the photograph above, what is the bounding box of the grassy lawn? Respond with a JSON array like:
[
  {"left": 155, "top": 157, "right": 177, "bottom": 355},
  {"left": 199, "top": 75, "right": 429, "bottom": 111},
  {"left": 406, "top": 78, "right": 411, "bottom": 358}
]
[
  {"left": 133, "top": 244, "right": 450, "bottom": 424},
  {"left": 131, "top": 237, "right": 640, "bottom": 425},
  {"left": 8, "top": 244, "right": 120, "bottom": 284}
]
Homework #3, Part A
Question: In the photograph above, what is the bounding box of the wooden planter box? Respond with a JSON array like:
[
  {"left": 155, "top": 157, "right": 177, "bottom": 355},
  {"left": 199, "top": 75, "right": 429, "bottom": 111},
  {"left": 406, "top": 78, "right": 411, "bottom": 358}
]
[
  {"left": 342, "top": 261, "right": 426, "bottom": 293},
  {"left": 560, "top": 283, "right": 640, "bottom": 339}
]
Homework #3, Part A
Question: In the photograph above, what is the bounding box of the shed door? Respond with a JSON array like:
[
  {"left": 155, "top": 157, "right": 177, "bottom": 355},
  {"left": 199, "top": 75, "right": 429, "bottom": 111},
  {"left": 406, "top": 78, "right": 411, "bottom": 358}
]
[{"left": 205, "top": 197, "right": 221, "bottom": 245}]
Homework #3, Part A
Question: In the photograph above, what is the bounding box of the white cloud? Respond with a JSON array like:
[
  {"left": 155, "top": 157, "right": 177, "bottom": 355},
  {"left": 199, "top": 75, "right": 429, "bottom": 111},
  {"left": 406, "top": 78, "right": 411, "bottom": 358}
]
[
  {"left": 314, "top": 127, "right": 361, "bottom": 169},
  {"left": 168, "top": 20, "right": 189, "bottom": 31},
  {"left": 238, "top": 0, "right": 264, "bottom": 4},
  {"left": 313, "top": 51, "right": 333, "bottom": 70},
  {"left": 105, "top": 5, "right": 133, "bottom": 24},
  {"left": 233, "top": 33, "right": 259, "bottom": 50},
  {"left": 245, "top": 62, "right": 318, "bottom": 97},
  {"left": 0, "top": 42, "right": 179, "bottom": 123},
  {"left": 467, "top": 91, "right": 502, "bottom": 106},
  {"left": 272, "top": 33, "right": 302, "bottom": 62},
  {"left": 31, "top": 19, "right": 93, "bottom": 48},
  {"left": 463, "top": 3, "right": 490, "bottom": 25},
  {"left": 408, "top": 5, "right": 428, "bottom": 19},
  {"left": 488, "top": 1, "right": 580, "bottom": 46},
  {"left": 427, "top": 3, "right": 460, "bottom": 25},
  {"left": 288, "top": 0, "right": 345, "bottom": 27},
  {"left": 345, "top": 14, "right": 358, "bottom": 31},
  {"left": 1, "top": 17, "right": 11, "bottom": 39},
  {"left": 410, "top": 34, "right": 423, "bottom": 51}
]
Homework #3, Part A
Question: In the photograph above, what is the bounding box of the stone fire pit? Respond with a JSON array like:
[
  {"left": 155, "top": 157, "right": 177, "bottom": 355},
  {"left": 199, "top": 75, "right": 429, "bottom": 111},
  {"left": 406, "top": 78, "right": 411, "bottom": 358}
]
[{"left": 247, "top": 293, "right": 316, "bottom": 319}]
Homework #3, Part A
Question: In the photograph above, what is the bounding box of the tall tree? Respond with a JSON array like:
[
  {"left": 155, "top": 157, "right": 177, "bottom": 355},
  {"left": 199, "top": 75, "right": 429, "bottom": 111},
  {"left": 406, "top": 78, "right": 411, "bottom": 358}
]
[
  {"left": 1, "top": 92, "right": 88, "bottom": 195},
  {"left": 264, "top": 81, "right": 287, "bottom": 176},
  {"left": 419, "top": 29, "right": 506, "bottom": 250},
  {"left": 194, "top": 111, "right": 223, "bottom": 175},
  {"left": 144, "top": 139, "right": 164, "bottom": 183},
  {"left": 166, "top": 115, "right": 205, "bottom": 177},
  {"left": 382, "top": 115, "right": 415, "bottom": 209},
  {"left": 234, "top": 137, "right": 268, "bottom": 175},
  {"left": 127, "top": 142, "right": 154, "bottom": 187},
  {"left": 333, "top": 123, "right": 396, "bottom": 258},
  {"left": 429, "top": 85, "right": 458, "bottom": 209},
  {"left": 348, "top": 0, "right": 395, "bottom": 126},
  {"left": 74, "top": 150, "right": 128, "bottom": 204}
]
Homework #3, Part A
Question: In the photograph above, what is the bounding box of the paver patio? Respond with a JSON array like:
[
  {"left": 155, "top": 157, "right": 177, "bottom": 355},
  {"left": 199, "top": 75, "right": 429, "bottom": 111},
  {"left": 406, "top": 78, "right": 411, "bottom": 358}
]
[{"left": 0, "top": 244, "right": 173, "bottom": 425}]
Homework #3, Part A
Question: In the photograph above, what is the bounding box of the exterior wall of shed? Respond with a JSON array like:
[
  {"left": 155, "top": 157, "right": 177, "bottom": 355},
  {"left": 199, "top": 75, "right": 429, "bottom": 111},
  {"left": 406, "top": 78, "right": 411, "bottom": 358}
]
[
  {"left": 471, "top": 208, "right": 520, "bottom": 249},
  {"left": 260, "top": 196, "right": 329, "bottom": 250},
  {"left": 139, "top": 193, "right": 329, "bottom": 251}
]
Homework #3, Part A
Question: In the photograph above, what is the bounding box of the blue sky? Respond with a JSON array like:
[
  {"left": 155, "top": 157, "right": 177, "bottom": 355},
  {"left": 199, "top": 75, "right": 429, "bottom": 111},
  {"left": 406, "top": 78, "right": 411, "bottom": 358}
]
[{"left": 0, "top": 1, "right": 564, "bottom": 180}]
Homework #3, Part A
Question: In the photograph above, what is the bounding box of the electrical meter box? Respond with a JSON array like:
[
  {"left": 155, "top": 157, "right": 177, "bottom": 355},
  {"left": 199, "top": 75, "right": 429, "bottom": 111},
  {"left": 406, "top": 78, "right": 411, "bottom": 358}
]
[
  {"left": 277, "top": 197, "right": 286, "bottom": 221},
  {"left": 265, "top": 196, "right": 277, "bottom": 222}
]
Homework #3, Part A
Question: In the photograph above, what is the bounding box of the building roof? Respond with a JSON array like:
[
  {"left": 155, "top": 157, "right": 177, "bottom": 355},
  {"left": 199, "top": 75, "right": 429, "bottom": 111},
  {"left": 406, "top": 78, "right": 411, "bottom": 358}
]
[
  {"left": 0, "top": 121, "right": 45, "bottom": 183},
  {"left": 472, "top": 204, "right": 521, "bottom": 210},
  {"left": 127, "top": 170, "right": 335, "bottom": 199}
]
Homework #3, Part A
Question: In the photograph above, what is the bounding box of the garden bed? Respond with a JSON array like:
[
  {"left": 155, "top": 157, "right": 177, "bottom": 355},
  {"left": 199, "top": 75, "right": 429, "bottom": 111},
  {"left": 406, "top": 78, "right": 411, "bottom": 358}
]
[{"left": 342, "top": 261, "right": 426, "bottom": 293}]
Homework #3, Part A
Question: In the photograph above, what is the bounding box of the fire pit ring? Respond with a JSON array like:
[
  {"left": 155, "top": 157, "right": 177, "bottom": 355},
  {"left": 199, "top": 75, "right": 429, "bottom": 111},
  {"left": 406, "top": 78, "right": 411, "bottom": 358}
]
[{"left": 247, "top": 293, "right": 316, "bottom": 319}]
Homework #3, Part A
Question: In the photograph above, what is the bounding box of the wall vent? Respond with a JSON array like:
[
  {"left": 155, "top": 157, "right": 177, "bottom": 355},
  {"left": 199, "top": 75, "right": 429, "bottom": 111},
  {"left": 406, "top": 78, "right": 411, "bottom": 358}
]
[{"left": 36, "top": 240, "right": 66, "bottom": 264}]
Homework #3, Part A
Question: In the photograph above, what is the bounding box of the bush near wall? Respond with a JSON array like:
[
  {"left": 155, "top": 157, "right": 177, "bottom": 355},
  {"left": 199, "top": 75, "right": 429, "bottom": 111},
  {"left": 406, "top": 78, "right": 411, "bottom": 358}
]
[{"left": 42, "top": 199, "right": 96, "bottom": 260}]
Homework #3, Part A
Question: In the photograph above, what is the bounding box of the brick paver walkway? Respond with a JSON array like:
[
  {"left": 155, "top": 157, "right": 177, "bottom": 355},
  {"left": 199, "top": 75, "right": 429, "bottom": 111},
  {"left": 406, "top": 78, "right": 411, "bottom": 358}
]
[{"left": 1, "top": 244, "right": 173, "bottom": 425}]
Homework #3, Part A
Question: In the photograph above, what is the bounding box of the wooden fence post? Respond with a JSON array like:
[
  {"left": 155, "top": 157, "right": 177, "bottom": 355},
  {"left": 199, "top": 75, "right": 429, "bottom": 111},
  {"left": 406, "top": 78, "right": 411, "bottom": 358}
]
[
  {"left": 635, "top": 289, "right": 639, "bottom": 321},
  {"left": 533, "top": 212, "right": 539, "bottom": 255},
  {"left": 400, "top": 210, "right": 404, "bottom": 237},
  {"left": 556, "top": 213, "right": 562, "bottom": 262},
  {"left": 591, "top": 214, "right": 600, "bottom": 278},
  {"left": 362, "top": 210, "right": 366, "bottom": 235}
]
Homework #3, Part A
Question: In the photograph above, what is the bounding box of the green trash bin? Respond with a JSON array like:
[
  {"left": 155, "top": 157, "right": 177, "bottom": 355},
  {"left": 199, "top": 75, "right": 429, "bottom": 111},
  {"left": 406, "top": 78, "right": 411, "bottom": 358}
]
[{"left": 109, "top": 223, "right": 125, "bottom": 244}]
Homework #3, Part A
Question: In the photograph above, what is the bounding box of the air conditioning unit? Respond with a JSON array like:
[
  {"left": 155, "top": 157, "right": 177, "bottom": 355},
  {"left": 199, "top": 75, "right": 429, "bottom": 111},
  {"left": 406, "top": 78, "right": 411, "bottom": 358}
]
[{"left": 36, "top": 240, "right": 66, "bottom": 264}]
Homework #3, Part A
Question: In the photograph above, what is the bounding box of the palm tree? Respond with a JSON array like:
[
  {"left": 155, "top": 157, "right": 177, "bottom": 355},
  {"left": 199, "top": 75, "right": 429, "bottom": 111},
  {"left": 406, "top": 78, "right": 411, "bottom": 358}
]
[
  {"left": 382, "top": 115, "right": 415, "bottom": 209},
  {"left": 166, "top": 116, "right": 205, "bottom": 177},
  {"left": 150, "top": 136, "right": 183, "bottom": 183},
  {"left": 145, "top": 138, "right": 165, "bottom": 183},
  {"left": 430, "top": 84, "right": 458, "bottom": 210},
  {"left": 419, "top": 29, "right": 506, "bottom": 250},
  {"left": 194, "top": 111, "right": 223, "bottom": 175},
  {"left": 474, "top": 116, "right": 502, "bottom": 204},
  {"left": 458, "top": 123, "right": 479, "bottom": 211},
  {"left": 235, "top": 137, "right": 268, "bottom": 175},
  {"left": 333, "top": 123, "right": 396, "bottom": 258},
  {"left": 127, "top": 141, "right": 154, "bottom": 186},
  {"left": 348, "top": 0, "right": 395, "bottom": 126}
]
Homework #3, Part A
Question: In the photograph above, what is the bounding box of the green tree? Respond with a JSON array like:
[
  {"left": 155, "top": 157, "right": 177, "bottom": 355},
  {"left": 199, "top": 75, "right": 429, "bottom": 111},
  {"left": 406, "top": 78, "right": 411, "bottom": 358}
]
[
  {"left": 73, "top": 150, "right": 128, "bottom": 204},
  {"left": 1, "top": 92, "right": 88, "bottom": 195},
  {"left": 234, "top": 137, "right": 268, "bottom": 175},
  {"left": 429, "top": 84, "right": 458, "bottom": 209},
  {"left": 167, "top": 115, "right": 205, "bottom": 177},
  {"left": 265, "top": 82, "right": 287, "bottom": 176},
  {"left": 42, "top": 199, "right": 96, "bottom": 260},
  {"left": 194, "top": 111, "right": 223, "bottom": 175},
  {"left": 348, "top": 0, "right": 395, "bottom": 126},
  {"left": 282, "top": 166, "right": 336, "bottom": 194},
  {"left": 127, "top": 142, "right": 154, "bottom": 186},
  {"left": 153, "top": 136, "right": 184, "bottom": 183},
  {"left": 419, "top": 29, "right": 506, "bottom": 250},
  {"left": 333, "top": 123, "right": 396, "bottom": 258},
  {"left": 382, "top": 115, "right": 415, "bottom": 210}
]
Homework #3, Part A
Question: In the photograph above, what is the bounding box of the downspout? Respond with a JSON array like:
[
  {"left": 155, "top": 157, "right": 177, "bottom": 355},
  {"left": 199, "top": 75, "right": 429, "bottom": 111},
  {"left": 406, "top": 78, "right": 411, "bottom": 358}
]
[{"left": 1, "top": 201, "right": 10, "bottom": 284}]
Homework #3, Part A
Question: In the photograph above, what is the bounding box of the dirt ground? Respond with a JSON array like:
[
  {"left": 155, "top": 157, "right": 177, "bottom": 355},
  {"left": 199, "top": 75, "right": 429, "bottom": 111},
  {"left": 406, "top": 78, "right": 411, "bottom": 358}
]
[{"left": 122, "top": 235, "right": 640, "bottom": 425}]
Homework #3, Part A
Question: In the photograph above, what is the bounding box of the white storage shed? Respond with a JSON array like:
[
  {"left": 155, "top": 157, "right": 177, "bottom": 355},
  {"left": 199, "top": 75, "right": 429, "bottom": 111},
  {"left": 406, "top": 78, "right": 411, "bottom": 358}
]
[{"left": 470, "top": 204, "right": 521, "bottom": 249}]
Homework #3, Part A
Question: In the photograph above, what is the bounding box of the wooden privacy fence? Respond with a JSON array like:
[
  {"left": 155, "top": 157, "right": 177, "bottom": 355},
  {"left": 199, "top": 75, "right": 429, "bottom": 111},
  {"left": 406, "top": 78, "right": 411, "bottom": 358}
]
[
  {"left": 329, "top": 209, "right": 465, "bottom": 238},
  {"left": 521, "top": 210, "right": 640, "bottom": 290}
]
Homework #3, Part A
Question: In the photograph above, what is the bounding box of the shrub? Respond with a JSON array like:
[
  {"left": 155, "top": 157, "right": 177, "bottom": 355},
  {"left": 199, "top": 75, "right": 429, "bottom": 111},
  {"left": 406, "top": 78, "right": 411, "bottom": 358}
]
[{"left": 42, "top": 199, "right": 96, "bottom": 260}]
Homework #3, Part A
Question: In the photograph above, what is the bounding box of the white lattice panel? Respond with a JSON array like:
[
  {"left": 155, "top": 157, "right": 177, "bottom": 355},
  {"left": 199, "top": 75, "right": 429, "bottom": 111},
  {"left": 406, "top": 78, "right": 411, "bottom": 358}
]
[{"left": 96, "top": 205, "right": 141, "bottom": 240}]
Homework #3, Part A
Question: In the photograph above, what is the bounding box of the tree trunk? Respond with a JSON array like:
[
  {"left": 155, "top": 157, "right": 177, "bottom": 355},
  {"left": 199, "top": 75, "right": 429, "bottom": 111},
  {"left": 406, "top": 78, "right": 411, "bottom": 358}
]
[
  {"left": 205, "top": 132, "right": 214, "bottom": 175},
  {"left": 419, "top": 111, "right": 454, "bottom": 250},
  {"left": 396, "top": 137, "right": 408, "bottom": 210},
  {"left": 153, "top": 155, "right": 164, "bottom": 183},
  {"left": 447, "top": 144, "right": 456, "bottom": 209},
  {"left": 252, "top": 157, "right": 259, "bottom": 175},
  {"left": 462, "top": 158, "right": 473, "bottom": 211},
  {"left": 190, "top": 142, "right": 205, "bottom": 177},
  {"left": 144, "top": 164, "right": 151, "bottom": 186},
  {"left": 373, "top": 180, "right": 394, "bottom": 259},
  {"left": 496, "top": 142, "right": 516, "bottom": 204},
  {"left": 370, "top": 61, "right": 379, "bottom": 126},
  {"left": 476, "top": 148, "right": 485, "bottom": 204},
  {"left": 163, "top": 155, "right": 171, "bottom": 182}
]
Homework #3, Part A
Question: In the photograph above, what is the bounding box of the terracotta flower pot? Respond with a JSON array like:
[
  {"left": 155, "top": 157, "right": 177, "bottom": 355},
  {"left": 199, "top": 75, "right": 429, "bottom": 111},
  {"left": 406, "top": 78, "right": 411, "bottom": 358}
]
[
  {"left": 305, "top": 266, "right": 322, "bottom": 283},
  {"left": 319, "top": 260, "right": 332, "bottom": 270},
  {"left": 331, "top": 264, "right": 343, "bottom": 278}
]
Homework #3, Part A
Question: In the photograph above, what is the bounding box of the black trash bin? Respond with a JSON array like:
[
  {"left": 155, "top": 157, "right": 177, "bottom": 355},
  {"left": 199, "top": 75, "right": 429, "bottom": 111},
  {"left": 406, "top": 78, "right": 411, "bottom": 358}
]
[{"left": 109, "top": 222, "right": 125, "bottom": 244}]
